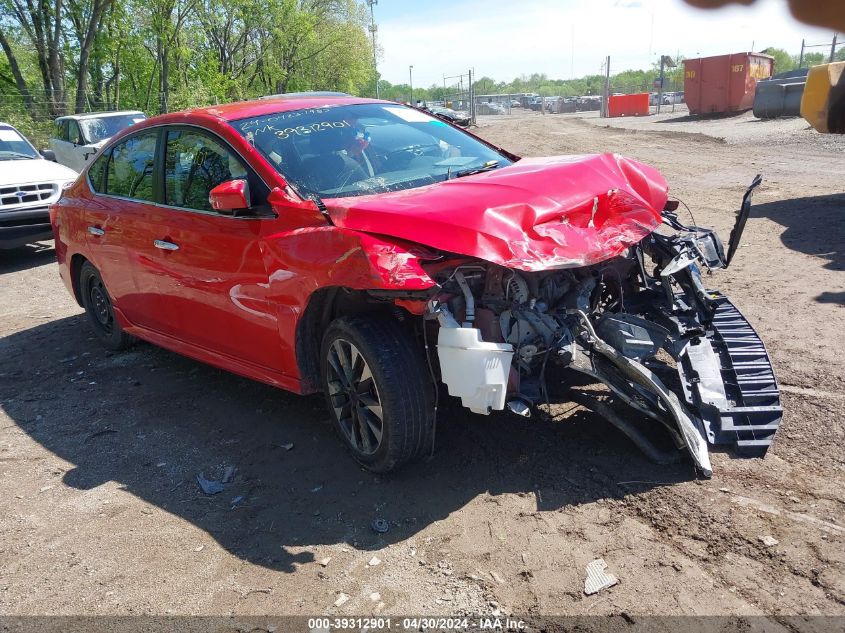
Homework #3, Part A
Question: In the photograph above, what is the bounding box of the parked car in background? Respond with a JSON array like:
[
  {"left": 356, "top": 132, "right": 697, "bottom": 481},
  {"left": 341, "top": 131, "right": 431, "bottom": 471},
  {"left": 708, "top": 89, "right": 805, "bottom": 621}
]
[
  {"left": 662, "top": 91, "right": 688, "bottom": 105},
  {"left": 428, "top": 106, "right": 471, "bottom": 126},
  {"left": 51, "top": 93, "right": 781, "bottom": 476},
  {"left": 0, "top": 122, "right": 77, "bottom": 249},
  {"left": 528, "top": 96, "right": 545, "bottom": 111},
  {"left": 544, "top": 97, "right": 577, "bottom": 114},
  {"left": 576, "top": 96, "right": 602, "bottom": 111},
  {"left": 510, "top": 99, "right": 521, "bottom": 107},
  {"left": 477, "top": 102, "right": 508, "bottom": 115},
  {"left": 49, "top": 110, "right": 146, "bottom": 172}
]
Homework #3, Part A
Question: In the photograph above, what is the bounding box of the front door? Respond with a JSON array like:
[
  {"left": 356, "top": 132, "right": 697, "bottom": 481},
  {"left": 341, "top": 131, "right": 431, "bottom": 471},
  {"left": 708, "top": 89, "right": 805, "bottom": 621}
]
[
  {"left": 49, "top": 119, "right": 91, "bottom": 172},
  {"left": 50, "top": 120, "right": 76, "bottom": 170},
  {"left": 147, "top": 126, "right": 287, "bottom": 373}
]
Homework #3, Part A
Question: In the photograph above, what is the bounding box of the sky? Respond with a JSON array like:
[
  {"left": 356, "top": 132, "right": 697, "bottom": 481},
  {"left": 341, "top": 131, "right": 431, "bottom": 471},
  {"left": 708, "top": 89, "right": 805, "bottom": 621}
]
[{"left": 371, "top": 0, "right": 836, "bottom": 87}]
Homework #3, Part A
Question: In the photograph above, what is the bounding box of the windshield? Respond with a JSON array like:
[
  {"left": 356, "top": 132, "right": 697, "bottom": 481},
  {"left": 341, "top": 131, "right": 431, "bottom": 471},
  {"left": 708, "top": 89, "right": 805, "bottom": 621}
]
[
  {"left": 79, "top": 113, "right": 146, "bottom": 144},
  {"left": 0, "top": 126, "right": 39, "bottom": 160},
  {"left": 233, "top": 103, "right": 510, "bottom": 199}
]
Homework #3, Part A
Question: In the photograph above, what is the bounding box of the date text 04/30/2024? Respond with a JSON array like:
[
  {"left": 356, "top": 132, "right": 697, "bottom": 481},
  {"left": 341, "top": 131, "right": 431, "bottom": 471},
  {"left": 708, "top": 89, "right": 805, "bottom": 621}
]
[{"left": 307, "top": 617, "right": 527, "bottom": 630}]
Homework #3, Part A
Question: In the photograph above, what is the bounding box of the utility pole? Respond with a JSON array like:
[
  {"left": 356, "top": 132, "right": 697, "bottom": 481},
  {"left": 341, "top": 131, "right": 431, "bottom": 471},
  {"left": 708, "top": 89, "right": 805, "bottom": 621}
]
[
  {"left": 409, "top": 65, "right": 414, "bottom": 105},
  {"left": 468, "top": 68, "right": 475, "bottom": 125},
  {"left": 799, "top": 39, "right": 805, "bottom": 67},
  {"left": 602, "top": 55, "right": 610, "bottom": 118},
  {"left": 657, "top": 54, "right": 665, "bottom": 115},
  {"left": 367, "top": 0, "right": 379, "bottom": 98},
  {"left": 831, "top": 33, "right": 839, "bottom": 63}
]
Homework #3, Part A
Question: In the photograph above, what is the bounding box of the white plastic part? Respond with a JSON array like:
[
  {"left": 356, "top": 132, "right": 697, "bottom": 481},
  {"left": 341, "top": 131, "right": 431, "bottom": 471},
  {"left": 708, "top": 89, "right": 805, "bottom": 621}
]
[{"left": 437, "top": 327, "right": 514, "bottom": 415}]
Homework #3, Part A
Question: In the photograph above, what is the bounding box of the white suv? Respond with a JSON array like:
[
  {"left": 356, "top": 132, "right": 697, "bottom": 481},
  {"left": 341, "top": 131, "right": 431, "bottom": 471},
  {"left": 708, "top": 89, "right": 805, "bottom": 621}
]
[
  {"left": 0, "top": 122, "right": 78, "bottom": 249},
  {"left": 49, "top": 110, "right": 145, "bottom": 172}
]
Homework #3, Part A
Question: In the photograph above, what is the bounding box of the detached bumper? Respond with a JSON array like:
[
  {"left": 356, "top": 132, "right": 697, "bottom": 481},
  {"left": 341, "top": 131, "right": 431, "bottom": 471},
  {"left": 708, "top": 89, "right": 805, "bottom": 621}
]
[
  {"left": 677, "top": 293, "right": 783, "bottom": 456},
  {"left": 0, "top": 206, "right": 53, "bottom": 249}
]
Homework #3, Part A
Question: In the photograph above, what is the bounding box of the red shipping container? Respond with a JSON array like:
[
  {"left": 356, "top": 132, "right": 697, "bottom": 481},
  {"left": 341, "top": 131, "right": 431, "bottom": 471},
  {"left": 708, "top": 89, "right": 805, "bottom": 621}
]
[
  {"left": 607, "top": 93, "right": 650, "bottom": 117},
  {"left": 684, "top": 52, "right": 773, "bottom": 115}
]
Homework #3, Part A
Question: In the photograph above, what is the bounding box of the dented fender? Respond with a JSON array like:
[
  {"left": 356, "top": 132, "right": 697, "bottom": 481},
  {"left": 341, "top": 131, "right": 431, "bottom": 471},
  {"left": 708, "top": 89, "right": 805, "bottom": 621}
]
[
  {"left": 258, "top": 226, "right": 436, "bottom": 386},
  {"left": 262, "top": 226, "right": 437, "bottom": 294}
]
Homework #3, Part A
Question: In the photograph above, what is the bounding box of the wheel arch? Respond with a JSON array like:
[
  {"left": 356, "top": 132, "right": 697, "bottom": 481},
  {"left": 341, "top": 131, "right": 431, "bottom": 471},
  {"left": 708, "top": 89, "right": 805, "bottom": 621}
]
[
  {"left": 69, "top": 253, "right": 89, "bottom": 307},
  {"left": 295, "top": 286, "right": 422, "bottom": 394}
]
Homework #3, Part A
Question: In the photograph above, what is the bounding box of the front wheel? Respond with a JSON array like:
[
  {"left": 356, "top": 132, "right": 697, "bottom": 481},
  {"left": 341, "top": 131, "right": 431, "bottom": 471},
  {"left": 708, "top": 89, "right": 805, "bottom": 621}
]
[
  {"left": 79, "top": 261, "right": 133, "bottom": 351},
  {"left": 320, "top": 315, "right": 434, "bottom": 473}
]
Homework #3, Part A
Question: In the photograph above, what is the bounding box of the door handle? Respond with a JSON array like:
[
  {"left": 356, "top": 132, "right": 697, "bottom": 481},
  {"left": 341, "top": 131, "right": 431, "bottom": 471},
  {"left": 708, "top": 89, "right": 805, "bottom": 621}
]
[
  {"left": 154, "top": 239, "right": 179, "bottom": 251},
  {"left": 87, "top": 226, "right": 105, "bottom": 236}
]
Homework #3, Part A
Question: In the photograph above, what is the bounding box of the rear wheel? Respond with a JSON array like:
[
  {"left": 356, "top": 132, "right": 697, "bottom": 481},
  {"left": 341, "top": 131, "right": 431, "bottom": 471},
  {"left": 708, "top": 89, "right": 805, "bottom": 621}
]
[
  {"left": 320, "top": 315, "right": 434, "bottom": 473},
  {"left": 79, "top": 261, "right": 133, "bottom": 351}
]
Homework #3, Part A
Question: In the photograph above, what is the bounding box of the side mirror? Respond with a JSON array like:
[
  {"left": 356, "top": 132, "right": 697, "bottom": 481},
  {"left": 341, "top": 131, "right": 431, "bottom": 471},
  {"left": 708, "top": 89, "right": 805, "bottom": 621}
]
[
  {"left": 40, "top": 149, "right": 57, "bottom": 162},
  {"left": 209, "top": 179, "right": 251, "bottom": 212}
]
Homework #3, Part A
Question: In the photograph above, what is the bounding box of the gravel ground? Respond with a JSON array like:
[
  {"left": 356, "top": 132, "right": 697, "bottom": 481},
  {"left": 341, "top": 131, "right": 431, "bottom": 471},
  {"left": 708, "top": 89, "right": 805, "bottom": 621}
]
[
  {"left": 509, "top": 105, "right": 845, "bottom": 152},
  {"left": 1, "top": 110, "right": 843, "bottom": 620}
]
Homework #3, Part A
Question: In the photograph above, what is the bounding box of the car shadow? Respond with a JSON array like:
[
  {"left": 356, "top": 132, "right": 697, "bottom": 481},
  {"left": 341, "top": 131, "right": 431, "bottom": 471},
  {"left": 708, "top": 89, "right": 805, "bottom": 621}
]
[
  {"left": 0, "top": 241, "right": 56, "bottom": 274},
  {"left": 1, "top": 315, "right": 695, "bottom": 573},
  {"left": 751, "top": 194, "right": 845, "bottom": 288}
]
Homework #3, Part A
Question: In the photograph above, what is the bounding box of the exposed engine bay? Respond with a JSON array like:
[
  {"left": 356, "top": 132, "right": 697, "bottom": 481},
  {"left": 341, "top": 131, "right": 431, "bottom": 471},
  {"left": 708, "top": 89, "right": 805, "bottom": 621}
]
[{"left": 423, "top": 175, "right": 782, "bottom": 477}]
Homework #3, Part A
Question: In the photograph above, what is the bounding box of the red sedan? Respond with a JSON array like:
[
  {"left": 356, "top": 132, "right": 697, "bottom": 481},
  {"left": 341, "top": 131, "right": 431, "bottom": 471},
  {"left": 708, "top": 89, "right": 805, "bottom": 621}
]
[{"left": 51, "top": 93, "right": 781, "bottom": 475}]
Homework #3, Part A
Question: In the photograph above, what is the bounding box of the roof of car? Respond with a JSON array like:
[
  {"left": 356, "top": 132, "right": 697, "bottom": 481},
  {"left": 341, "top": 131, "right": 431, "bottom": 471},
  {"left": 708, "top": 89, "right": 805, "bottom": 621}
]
[
  {"left": 56, "top": 110, "right": 144, "bottom": 121},
  {"left": 167, "top": 94, "right": 384, "bottom": 123}
]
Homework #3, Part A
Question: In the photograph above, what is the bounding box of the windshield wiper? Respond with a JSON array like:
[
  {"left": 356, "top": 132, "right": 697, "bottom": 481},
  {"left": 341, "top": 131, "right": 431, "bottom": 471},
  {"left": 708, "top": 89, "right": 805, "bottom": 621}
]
[
  {"left": 450, "top": 160, "right": 500, "bottom": 179},
  {"left": 0, "top": 152, "right": 36, "bottom": 160}
]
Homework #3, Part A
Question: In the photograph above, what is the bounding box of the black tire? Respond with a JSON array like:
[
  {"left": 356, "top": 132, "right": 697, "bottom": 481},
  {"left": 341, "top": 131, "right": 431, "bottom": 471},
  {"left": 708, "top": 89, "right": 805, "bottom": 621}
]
[
  {"left": 320, "top": 315, "right": 434, "bottom": 473},
  {"left": 79, "top": 261, "right": 133, "bottom": 351}
]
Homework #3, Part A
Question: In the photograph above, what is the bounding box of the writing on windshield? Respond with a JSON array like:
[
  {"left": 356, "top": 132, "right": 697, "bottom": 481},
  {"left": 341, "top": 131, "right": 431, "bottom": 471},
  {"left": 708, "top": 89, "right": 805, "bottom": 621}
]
[{"left": 234, "top": 103, "right": 509, "bottom": 198}]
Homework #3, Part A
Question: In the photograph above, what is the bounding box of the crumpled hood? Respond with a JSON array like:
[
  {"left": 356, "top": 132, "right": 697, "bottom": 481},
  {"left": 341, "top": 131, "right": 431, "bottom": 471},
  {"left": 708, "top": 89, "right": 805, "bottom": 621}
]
[{"left": 326, "top": 153, "right": 668, "bottom": 271}]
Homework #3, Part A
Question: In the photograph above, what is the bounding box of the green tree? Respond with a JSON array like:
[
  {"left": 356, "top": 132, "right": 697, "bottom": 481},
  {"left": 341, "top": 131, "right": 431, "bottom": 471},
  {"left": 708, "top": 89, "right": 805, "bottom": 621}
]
[
  {"left": 473, "top": 76, "right": 497, "bottom": 95},
  {"left": 802, "top": 52, "right": 826, "bottom": 67},
  {"left": 761, "top": 47, "right": 795, "bottom": 74}
]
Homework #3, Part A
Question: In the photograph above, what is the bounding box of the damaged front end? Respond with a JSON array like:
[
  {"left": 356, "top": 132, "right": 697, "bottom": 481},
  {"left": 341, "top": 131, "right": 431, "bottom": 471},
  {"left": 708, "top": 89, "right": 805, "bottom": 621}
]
[{"left": 423, "top": 175, "right": 781, "bottom": 477}]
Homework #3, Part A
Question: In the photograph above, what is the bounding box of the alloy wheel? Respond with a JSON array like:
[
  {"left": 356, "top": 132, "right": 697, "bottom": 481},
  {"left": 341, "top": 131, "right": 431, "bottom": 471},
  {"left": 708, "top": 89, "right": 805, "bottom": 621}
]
[{"left": 325, "top": 338, "right": 384, "bottom": 455}]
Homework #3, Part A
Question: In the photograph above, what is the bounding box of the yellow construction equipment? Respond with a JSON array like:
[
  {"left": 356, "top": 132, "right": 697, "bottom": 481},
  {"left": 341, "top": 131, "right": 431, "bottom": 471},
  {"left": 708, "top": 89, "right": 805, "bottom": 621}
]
[{"left": 801, "top": 61, "right": 845, "bottom": 134}]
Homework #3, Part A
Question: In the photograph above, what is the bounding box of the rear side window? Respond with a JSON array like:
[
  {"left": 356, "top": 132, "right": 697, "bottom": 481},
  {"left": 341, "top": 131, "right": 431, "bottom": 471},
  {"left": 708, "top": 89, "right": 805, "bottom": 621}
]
[
  {"left": 164, "top": 129, "right": 248, "bottom": 212},
  {"left": 104, "top": 132, "right": 158, "bottom": 201},
  {"left": 87, "top": 152, "right": 108, "bottom": 193}
]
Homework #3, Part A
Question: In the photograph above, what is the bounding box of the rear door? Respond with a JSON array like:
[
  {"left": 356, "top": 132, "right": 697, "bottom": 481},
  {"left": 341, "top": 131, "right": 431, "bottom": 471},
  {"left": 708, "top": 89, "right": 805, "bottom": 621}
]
[
  {"left": 146, "top": 125, "right": 286, "bottom": 372},
  {"left": 84, "top": 129, "right": 171, "bottom": 332}
]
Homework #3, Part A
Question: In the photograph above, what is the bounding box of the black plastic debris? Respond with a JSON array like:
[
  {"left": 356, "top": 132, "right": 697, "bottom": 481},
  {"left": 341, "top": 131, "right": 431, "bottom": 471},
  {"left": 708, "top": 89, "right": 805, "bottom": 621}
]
[{"left": 196, "top": 473, "right": 225, "bottom": 495}]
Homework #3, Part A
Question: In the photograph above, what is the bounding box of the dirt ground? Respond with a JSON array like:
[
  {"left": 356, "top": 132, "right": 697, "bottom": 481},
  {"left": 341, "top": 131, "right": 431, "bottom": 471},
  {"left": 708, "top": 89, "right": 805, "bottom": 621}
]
[{"left": 1, "top": 109, "right": 843, "bottom": 620}]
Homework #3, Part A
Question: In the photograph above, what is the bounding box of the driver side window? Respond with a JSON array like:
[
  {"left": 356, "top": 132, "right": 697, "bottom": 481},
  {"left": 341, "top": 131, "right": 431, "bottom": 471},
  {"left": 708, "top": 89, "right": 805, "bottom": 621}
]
[
  {"left": 67, "top": 120, "right": 82, "bottom": 145},
  {"left": 164, "top": 129, "right": 247, "bottom": 212}
]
